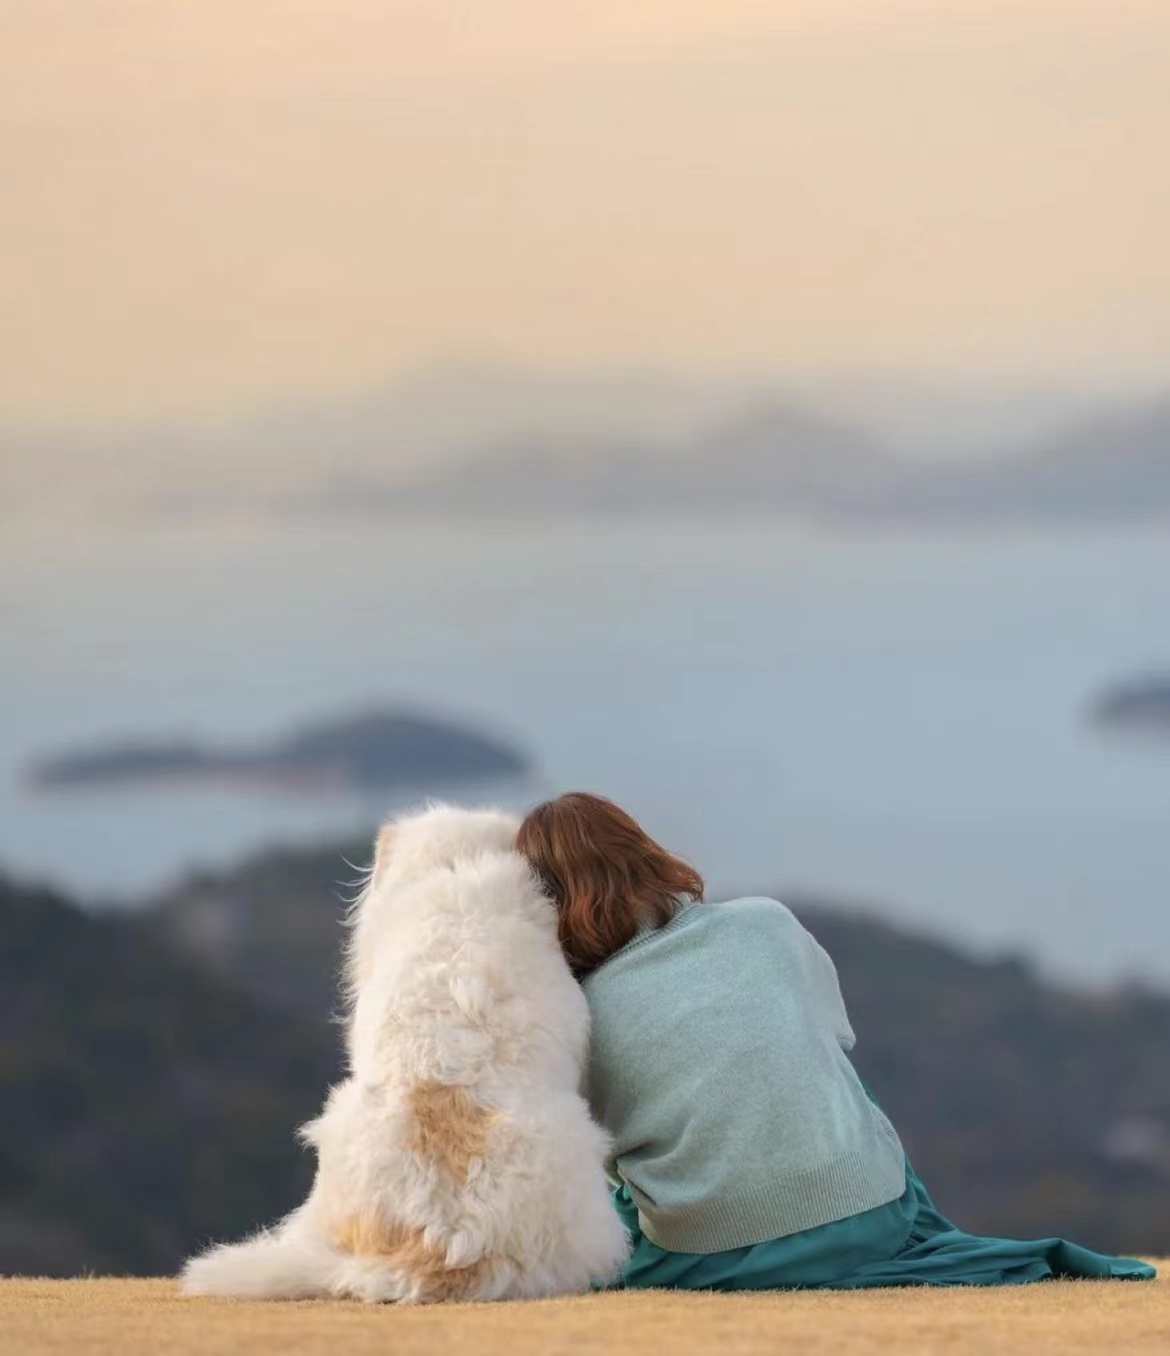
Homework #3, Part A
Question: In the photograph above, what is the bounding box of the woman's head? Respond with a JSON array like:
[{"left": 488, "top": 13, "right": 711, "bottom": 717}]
[{"left": 516, "top": 792, "right": 703, "bottom": 978}]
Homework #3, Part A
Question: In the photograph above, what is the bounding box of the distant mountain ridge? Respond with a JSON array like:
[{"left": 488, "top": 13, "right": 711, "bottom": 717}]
[
  {"left": 377, "top": 396, "right": 1170, "bottom": 524},
  {"left": 24, "top": 709, "right": 528, "bottom": 795},
  {"left": 4, "top": 366, "right": 1169, "bottom": 527}
]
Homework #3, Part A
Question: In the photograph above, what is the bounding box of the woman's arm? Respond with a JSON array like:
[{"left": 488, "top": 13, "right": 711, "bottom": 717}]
[{"left": 799, "top": 923, "right": 857, "bottom": 1052}]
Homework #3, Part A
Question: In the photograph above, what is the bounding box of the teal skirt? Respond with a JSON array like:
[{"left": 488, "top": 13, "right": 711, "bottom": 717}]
[{"left": 612, "top": 1159, "right": 1156, "bottom": 1291}]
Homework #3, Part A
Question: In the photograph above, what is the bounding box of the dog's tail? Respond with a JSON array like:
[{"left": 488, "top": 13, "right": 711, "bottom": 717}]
[{"left": 181, "top": 1226, "right": 346, "bottom": 1300}]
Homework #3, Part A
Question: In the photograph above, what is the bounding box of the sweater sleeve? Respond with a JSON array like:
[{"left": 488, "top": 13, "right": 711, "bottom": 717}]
[{"left": 799, "top": 922, "right": 857, "bottom": 1053}]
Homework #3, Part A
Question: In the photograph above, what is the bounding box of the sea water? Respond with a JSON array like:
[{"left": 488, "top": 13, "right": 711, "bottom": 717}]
[{"left": 1, "top": 513, "right": 1167, "bottom": 983}]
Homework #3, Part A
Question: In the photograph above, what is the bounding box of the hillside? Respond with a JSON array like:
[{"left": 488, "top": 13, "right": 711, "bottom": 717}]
[
  {"left": 804, "top": 906, "right": 1170, "bottom": 1248},
  {"left": 0, "top": 879, "right": 336, "bottom": 1277},
  {"left": 3, "top": 854, "right": 1170, "bottom": 1277},
  {"left": 152, "top": 854, "right": 1170, "bottom": 1254},
  {"left": 153, "top": 855, "right": 1170, "bottom": 1255}
]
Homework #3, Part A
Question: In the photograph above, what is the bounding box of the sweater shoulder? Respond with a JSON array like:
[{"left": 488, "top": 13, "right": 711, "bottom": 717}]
[
  {"left": 583, "top": 897, "right": 811, "bottom": 1004},
  {"left": 678, "top": 899, "right": 831, "bottom": 999},
  {"left": 703, "top": 895, "right": 805, "bottom": 936},
  {"left": 588, "top": 898, "right": 798, "bottom": 977}
]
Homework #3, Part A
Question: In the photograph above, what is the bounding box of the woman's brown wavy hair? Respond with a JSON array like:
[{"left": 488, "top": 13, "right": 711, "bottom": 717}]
[{"left": 516, "top": 792, "right": 704, "bottom": 978}]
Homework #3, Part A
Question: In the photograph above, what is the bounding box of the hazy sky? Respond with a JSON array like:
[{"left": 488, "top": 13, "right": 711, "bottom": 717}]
[{"left": 3, "top": 2, "right": 1170, "bottom": 427}]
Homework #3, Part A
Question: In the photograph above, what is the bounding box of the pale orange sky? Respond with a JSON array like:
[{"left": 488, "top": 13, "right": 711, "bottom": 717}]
[{"left": 3, "top": 1, "right": 1170, "bottom": 427}]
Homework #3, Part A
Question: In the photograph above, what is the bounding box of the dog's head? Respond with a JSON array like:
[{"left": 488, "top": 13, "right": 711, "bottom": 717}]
[
  {"left": 369, "top": 801, "right": 520, "bottom": 892},
  {"left": 344, "top": 802, "right": 522, "bottom": 999}
]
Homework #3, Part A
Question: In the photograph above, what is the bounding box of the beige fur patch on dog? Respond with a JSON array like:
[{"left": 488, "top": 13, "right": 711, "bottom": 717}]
[
  {"left": 330, "top": 1213, "right": 493, "bottom": 1302},
  {"left": 407, "top": 1081, "right": 498, "bottom": 1185}
]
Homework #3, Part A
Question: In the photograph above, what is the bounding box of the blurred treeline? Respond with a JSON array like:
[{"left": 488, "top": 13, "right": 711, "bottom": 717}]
[{"left": 2, "top": 851, "right": 1169, "bottom": 1275}]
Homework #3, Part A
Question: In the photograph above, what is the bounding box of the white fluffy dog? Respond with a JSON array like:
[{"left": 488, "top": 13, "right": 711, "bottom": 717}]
[{"left": 181, "top": 804, "right": 629, "bottom": 1302}]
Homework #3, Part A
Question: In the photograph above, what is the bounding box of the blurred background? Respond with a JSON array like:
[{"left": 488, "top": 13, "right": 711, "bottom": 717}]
[{"left": 2, "top": 2, "right": 1169, "bottom": 1275}]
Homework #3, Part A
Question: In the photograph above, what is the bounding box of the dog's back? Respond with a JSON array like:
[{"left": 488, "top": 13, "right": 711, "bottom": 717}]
[{"left": 347, "top": 844, "right": 589, "bottom": 1088}]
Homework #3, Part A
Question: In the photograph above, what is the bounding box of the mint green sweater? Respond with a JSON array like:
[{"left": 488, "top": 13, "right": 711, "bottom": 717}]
[{"left": 582, "top": 897, "right": 906, "bottom": 1253}]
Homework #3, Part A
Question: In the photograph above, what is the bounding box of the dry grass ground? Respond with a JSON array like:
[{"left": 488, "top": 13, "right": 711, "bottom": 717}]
[{"left": 2, "top": 1271, "right": 1167, "bottom": 1356}]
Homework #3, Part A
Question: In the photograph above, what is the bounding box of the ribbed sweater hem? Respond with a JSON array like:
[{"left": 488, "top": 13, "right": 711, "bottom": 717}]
[{"left": 638, "top": 1144, "right": 908, "bottom": 1254}]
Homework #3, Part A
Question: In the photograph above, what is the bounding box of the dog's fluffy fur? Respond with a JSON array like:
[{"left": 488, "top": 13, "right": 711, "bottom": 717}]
[{"left": 181, "top": 804, "right": 629, "bottom": 1302}]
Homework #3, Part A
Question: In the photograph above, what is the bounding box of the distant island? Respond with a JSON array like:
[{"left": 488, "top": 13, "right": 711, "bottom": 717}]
[
  {"left": 24, "top": 710, "right": 528, "bottom": 794},
  {"left": 1091, "top": 676, "right": 1170, "bottom": 737}
]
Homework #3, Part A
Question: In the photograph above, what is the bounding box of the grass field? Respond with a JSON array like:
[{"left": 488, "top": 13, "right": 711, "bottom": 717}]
[{"left": 3, "top": 1271, "right": 1166, "bottom": 1356}]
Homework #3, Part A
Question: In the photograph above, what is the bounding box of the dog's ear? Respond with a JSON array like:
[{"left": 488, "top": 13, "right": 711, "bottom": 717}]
[{"left": 372, "top": 822, "right": 396, "bottom": 885}]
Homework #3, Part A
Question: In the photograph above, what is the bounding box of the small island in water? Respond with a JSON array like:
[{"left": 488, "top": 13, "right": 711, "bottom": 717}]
[
  {"left": 24, "top": 709, "right": 528, "bottom": 794},
  {"left": 1090, "top": 675, "right": 1170, "bottom": 738}
]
